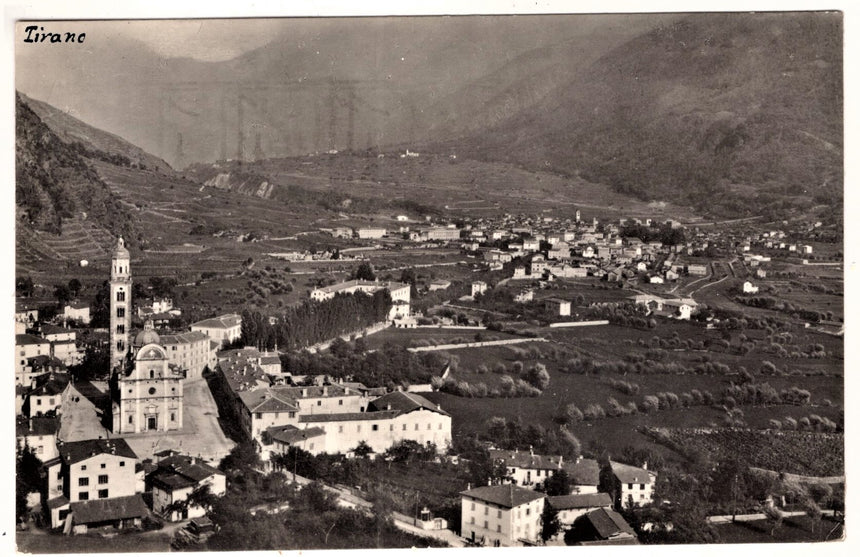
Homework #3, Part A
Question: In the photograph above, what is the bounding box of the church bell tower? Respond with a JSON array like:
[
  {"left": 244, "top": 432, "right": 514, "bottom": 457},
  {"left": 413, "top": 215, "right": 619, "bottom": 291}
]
[{"left": 110, "top": 237, "right": 132, "bottom": 370}]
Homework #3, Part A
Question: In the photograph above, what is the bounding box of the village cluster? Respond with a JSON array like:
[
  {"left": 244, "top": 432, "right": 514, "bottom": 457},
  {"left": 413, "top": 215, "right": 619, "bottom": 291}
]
[
  {"left": 15, "top": 218, "right": 669, "bottom": 546},
  {"left": 14, "top": 198, "right": 840, "bottom": 548}
]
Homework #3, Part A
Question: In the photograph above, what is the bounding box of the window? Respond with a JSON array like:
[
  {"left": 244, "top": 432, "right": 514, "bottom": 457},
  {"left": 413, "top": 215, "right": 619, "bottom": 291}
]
[
  {"left": 470, "top": 517, "right": 475, "bottom": 525},
  {"left": 640, "top": 493, "right": 646, "bottom": 500},
  {"left": 79, "top": 492, "right": 89, "bottom": 501},
  {"left": 119, "top": 461, "right": 125, "bottom": 467},
  {"left": 526, "top": 508, "right": 531, "bottom": 516},
  {"left": 317, "top": 400, "right": 322, "bottom": 406},
  {"left": 338, "top": 425, "right": 344, "bottom": 433},
  {"left": 116, "top": 291, "right": 125, "bottom": 302},
  {"left": 81, "top": 465, "right": 87, "bottom": 471},
  {"left": 117, "top": 341, "right": 124, "bottom": 351},
  {"left": 438, "top": 423, "right": 442, "bottom": 430},
  {"left": 98, "top": 489, "right": 109, "bottom": 499},
  {"left": 390, "top": 424, "right": 394, "bottom": 431},
  {"left": 49, "top": 398, "right": 55, "bottom": 405},
  {"left": 497, "top": 525, "right": 501, "bottom": 533},
  {"left": 117, "top": 324, "right": 125, "bottom": 334},
  {"left": 357, "top": 425, "right": 361, "bottom": 433},
  {"left": 36, "top": 446, "right": 43, "bottom": 454},
  {"left": 116, "top": 307, "right": 125, "bottom": 318},
  {"left": 56, "top": 472, "right": 62, "bottom": 480},
  {"left": 36, "top": 399, "right": 42, "bottom": 406},
  {"left": 79, "top": 477, "right": 89, "bottom": 486},
  {"left": 484, "top": 507, "right": 488, "bottom": 516},
  {"left": 309, "top": 443, "right": 315, "bottom": 450},
  {"left": 255, "top": 413, "right": 262, "bottom": 419},
  {"left": 98, "top": 474, "right": 108, "bottom": 484},
  {"left": 427, "top": 423, "right": 431, "bottom": 430},
  {"left": 372, "top": 424, "right": 379, "bottom": 431},
  {"left": 628, "top": 483, "right": 633, "bottom": 490},
  {"left": 289, "top": 412, "right": 296, "bottom": 418},
  {"left": 149, "top": 387, "right": 156, "bottom": 395},
  {"left": 414, "top": 424, "right": 419, "bottom": 431},
  {"left": 339, "top": 400, "right": 343, "bottom": 406},
  {"left": 471, "top": 502, "right": 475, "bottom": 511},
  {"left": 402, "top": 424, "right": 407, "bottom": 431},
  {"left": 497, "top": 510, "right": 502, "bottom": 519},
  {"left": 640, "top": 483, "right": 645, "bottom": 490},
  {"left": 171, "top": 413, "right": 176, "bottom": 422},
  {"left": 100, "top": 463, "right": 106, "bottom": 469},
  {"left": 484, "top": 521, "right": 488, "bottom": 529}
]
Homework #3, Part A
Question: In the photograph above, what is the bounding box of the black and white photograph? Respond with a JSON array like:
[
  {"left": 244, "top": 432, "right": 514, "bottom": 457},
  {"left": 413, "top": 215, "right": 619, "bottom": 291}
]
[{"left": 9, "top": 2, "right": 849, "bottom": 553}]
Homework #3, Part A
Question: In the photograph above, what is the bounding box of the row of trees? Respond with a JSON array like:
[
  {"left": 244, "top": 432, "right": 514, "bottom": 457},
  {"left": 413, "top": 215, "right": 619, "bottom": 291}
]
[
  {"left": 281, "top": 342, "right": 446, "bottom": 389},
  {"left": 240, "top": 290, "right": 392, "bottom": 351}
]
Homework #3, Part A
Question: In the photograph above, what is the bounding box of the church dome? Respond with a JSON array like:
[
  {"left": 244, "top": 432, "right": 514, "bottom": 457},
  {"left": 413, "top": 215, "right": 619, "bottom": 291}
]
[
  {"left": 113, "top": 237, "right": 130, "bottom": 259},
  {"left": 134, "top": 328, "right": 160, "bottom": 347}
]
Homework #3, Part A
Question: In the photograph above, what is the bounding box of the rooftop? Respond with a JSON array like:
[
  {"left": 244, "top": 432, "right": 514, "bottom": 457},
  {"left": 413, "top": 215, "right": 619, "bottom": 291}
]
[
  {"left": 70, "top": 494, "right": 147, "bottom": 524},
  {"left": 610, "top": 461, "right": 656, "bottom": 484},
  {"left": 58, "top": 438, "right": 137, "bottom": 465},
  {"left": 547, "top": 492, "right": 612, "bottom": 510},
  {"left": 368, "top": 391, "right": 448, "bottom": 416},
  {"left": 461, "top": 484, "right": 544, "bottom": 509},
  {"left": 192, "top": 313, "right": 242, "bottom": 330},
  {"left": 582, "top": 507, "right": 636, "bottom": 539}
]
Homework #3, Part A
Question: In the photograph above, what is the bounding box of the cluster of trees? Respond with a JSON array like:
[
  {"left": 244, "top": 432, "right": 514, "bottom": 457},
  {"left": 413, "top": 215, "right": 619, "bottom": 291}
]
[
  {"left": 619, "top": 222, "right": 687, "bottom": 245},
  {"left": 483, "top": 416, "right": 581, "bottom": 458},
  {"left": 735, "top": 295, "right": 827, "bottom": 323},
  {"left": 210, "top": 442, "right": 446, "bottom": 551},
  {"left": 560, "top": 354, "right": 732, "bottom": 377},
  {"left": 768, "top": 414, "right": 840, "bottom": 433},
  {"left": 433, "top": 362, "right": 549, "bottom": 398},
  {"left": 240, "top": 290, "right": 392, "bottom": 352},
  {"left": 723, "top": 382, "right": 812, "bottom": 407},
  {"left": 602, "top": 377, "right": 641, "bottom": 395},
  {"left": 281, "top": 341, "right": 447, "bottom": 389}
]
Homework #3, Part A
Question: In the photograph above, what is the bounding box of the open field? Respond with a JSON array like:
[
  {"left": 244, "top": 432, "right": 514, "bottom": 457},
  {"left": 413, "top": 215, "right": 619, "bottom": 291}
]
[{"left": 713, "top": 515, "right": 843, "bottom": 544}]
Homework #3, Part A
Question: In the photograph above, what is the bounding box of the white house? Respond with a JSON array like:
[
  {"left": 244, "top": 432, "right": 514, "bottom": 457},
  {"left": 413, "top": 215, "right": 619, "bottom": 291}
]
[
  {"left": 742, "top": 281, "right": 759, "bottom": 294},
  {"left": 295, "top": 391, "right": 452, "bottom": 455},
  {"left": 610, "top": 461, "right": 657, "bottom": 509},
  {"left": 545, "top": 298, "right": 571, "bottom": 317},
  {"left": 44, "top": 438, "right": 144, "bottom": 532},
  {"left": 471, "top": 281, "right": 488, "bottom": 298},
  {"left": 190, "top": 314, "right": 243, "bottom": 348},
  {"left": 63, "top": 302, "right": 91, "bottom": 325},
  {"left": 460, "top": 484, "right": 545, "bottom": 547}
]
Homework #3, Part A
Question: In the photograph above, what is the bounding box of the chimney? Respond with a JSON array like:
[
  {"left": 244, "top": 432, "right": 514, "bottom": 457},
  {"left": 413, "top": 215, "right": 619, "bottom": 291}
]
[
  {"left": 386, "top": 404, "right": 391, "bottom": 411},
  {"left": 558, "top": 455, "right": 563, "bottom": 468},
  {"left": 29, "top": 418, "right": 33, "bottom": 432},
  {"left": 642, "top": 461, "right": 648, "bottom": 471},
  {"left": 323, "top": 386, "right": 328, "bottom": 396},
  {"left": 302, "top": 388, "right": 307, "bottom": 397},
  {"left": 529, "top": 446, "right": 534, "bottom": 457}
]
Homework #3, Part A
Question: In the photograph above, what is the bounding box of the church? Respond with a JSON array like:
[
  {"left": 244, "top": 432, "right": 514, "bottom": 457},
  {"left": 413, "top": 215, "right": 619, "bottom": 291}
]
[{"left": 108, "top": 237, "right": 184, "bottom": 434}]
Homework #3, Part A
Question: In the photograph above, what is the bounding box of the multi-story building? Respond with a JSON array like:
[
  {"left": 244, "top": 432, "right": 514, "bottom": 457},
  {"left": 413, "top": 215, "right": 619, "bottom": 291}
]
[
  {"left": 16, "top": 415, "right": 61, "bottom": 462},
  {"left": 190, "top": 314, "right": 243, "bottom": 348},
  {"left": 295, "top": 391, "right": 452, "bottom": 455},
  {"left": 547, "top": 493, "right": 613, "bottom": 532},
  {"left": 15, "top": 334, "right": 51, "bottom": 384},
  {"left": 160, "top": 331, "right": 218, "bottom": 380},
  {"left": 44, "top": 438, "right": 145, "bottom": 532},
  {"left": 610, "top": 461, "right": 657, "bottom": 509},
  {"left": 460, "top": 484, "right": 545, "bottom": 547},
  {"left": 356, "top": 227, "right": 387, "bottom": 239},
  {"left": 148, "top": 454, "right": 226, "bottom": 521},
  {"left": 309, "top": 280, "right": 410, "bottom": 320},
  {"left": 62, "top": 302, "right": 91, "bottom": 325}
]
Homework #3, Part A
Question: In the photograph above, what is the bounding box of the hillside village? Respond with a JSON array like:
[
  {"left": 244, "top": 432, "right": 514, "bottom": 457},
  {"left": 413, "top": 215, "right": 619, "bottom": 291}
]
[
  {"left": 13, "top": 12, "right": 844, "bottom": 554},
  {"left": 15, "top": 196, "right": 844, "bottom": 549}
]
